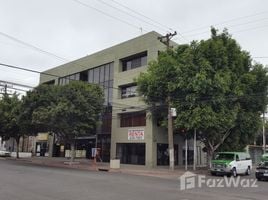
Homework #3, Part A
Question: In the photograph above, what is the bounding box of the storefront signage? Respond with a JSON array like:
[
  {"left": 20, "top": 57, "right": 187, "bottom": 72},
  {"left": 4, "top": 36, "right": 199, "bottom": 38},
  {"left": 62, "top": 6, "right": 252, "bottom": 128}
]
[
  {"left": 37, "top": 133, "right": 49, "bottom": 141},
  {"left": 128, "top": 129, "right": 145, "bottom": 140}
]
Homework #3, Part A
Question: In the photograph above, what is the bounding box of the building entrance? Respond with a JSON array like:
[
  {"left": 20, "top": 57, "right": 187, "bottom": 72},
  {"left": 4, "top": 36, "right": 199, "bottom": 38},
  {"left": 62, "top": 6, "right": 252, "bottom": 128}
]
[
  {"left": 157, "top": 143, "right": 178, "bottom": 165},
  {"left": 116, "top": 143, "right": 145, "bottom": 165}
]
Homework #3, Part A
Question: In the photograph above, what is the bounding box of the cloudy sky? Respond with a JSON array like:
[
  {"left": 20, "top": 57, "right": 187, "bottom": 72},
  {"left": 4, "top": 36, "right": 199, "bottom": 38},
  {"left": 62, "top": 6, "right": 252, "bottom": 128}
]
[{"left": 0, "top": 0, "right": 268, "bottom": 93}]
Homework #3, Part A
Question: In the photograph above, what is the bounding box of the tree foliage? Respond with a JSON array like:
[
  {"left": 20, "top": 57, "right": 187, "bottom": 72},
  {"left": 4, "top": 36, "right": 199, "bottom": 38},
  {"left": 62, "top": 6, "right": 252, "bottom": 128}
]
[
  {"left": 0, "top": 94, "right": 33, "bottom": 158},
  {"left": 137, "top": 28, "right": 268, "bottom": 165},
  {"left": 24, "top": 81, "right": 104, "bottom": 161}
]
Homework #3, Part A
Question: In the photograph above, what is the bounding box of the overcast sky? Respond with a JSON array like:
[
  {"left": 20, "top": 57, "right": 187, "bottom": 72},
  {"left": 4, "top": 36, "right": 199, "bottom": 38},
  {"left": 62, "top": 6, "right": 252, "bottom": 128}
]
[{"left": 0, "top": 0, "right": 268, "bottom": 93}]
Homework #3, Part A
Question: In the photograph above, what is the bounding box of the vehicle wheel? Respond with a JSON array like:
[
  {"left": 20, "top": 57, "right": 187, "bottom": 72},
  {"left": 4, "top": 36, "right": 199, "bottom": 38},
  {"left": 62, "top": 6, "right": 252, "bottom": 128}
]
[
  {"left": 211, "top": 172, "right": 216, "bottom": 176},
  {"left": 232, "top": 168, "right": 237, "bottom": 177},
  {"left": 245, "top": 167, "right": 251, "bottom": 175}
]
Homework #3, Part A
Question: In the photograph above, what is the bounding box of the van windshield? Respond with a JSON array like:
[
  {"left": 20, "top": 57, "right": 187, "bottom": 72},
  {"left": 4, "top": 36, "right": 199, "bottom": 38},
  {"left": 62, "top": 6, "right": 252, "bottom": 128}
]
[{"left": 215, "top": 153, "right": 234, "bottom": 160}]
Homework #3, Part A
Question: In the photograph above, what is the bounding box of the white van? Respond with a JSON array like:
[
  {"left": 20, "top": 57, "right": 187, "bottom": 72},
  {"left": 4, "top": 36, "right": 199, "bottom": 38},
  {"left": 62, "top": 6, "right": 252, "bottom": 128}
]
[{"left": 211, "top": 152, "right": 252, "bottom": 177}]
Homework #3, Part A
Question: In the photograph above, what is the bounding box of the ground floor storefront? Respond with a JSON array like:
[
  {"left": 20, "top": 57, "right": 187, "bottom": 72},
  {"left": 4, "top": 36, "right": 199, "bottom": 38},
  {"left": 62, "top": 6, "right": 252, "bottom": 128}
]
[
  {"left": 49, "top": 134, "right": 111, "bottom": 162},
  {"left": 2, "top": 132, "right": 206, "bottom": 168},
  {"left": 112, "top": 140, "right": 206, "bottom": 167}
]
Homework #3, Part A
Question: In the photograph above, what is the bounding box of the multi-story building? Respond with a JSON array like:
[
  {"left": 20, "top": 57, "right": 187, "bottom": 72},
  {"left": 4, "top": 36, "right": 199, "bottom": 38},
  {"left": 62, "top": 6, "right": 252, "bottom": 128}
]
[{"left": 39, "top": 31, "right": 206, "bottom": 168}]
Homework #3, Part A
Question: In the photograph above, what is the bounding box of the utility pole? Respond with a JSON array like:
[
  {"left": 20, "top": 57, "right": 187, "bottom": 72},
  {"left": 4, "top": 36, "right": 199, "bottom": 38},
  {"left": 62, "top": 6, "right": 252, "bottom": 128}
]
[
  {"left": 193, "top": 128, "right": 197, "bottom": 170},
  {"left": 263, "top": 112, "right": 266, "bottom": 153},
  {"left": 158, "top": 32, "right": 177, "bottom": 50},
  {"left": 4, "top": 83, "right": 7, "bottom": 95},
  {"left": 158, "top": 31, "right": 177, "bottom": 171},
  {"left": 185, "top": 135, "right": 188, "bottom": 171},
  {"left": 0, "top": 83, "right": 7, "bottom": 96}
]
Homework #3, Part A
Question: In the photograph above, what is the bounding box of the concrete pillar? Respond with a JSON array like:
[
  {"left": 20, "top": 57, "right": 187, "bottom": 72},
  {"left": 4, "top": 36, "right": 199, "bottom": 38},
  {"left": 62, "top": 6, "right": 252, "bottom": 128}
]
[
  {"left": 145, "top": 112, "right": 156, "bottom": 168},
  {"left": 48, "top": 133, "right": 54, "bottom": 157}
]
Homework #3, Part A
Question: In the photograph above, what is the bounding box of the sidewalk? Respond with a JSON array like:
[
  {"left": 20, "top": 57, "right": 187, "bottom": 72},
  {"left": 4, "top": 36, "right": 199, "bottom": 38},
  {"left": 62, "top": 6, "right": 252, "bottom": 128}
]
[{"left": 6, "top": 156, "right": 209, "bottom": 180}]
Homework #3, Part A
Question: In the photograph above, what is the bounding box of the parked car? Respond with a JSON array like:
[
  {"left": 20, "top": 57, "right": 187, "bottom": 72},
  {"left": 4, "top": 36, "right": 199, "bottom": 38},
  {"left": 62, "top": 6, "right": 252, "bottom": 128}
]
[
  {"left": 211, "top": 152, "right": 252, "bottom": 177},
  {"left": 0, "top": 150, "right": 11, "bottom": 157},
  {"left": 255, "top": 153, "right": 268, "bottom": 181}
]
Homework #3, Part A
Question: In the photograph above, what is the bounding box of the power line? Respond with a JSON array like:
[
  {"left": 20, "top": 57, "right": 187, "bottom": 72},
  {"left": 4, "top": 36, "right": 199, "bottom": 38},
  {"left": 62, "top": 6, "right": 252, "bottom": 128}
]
[
  {"left": 110, "top": 0, "right": 174, "bottom": 32},
  {"left": 0, "top": 31, "right": 160, "bottom": 85},
  {"left": 181, "top": 10, "right": 268, "bottom": 34},
  {"left": 71, "top": 0, "right": 189, "bottom": 43},
  {"left": 0, "top": 80, "right": 34, "bottom": 89},
  {"left": 0, "top": 31, "right": 67, "bottom": 63},
  {"left": 232, "top": 23, "right": 268, "bottom": 34},
  {"left": 71, "top": 0, "right": 145, "bottom": 32},
  {"left": 0, "top": 63, "right": 59, "bottom": 78},
  {"left": 171, "top": 11, "right": 268, "bottom": 41},
  {"left": 10, "top": 87, "right": 29, "bottom": 93},
  {"left": 95, "top": 0, "right": 168, "bottom": 33},
  {"left": 1, "top": 63, "right": 266, "bottom": 120},
  {"left": 0, "top": 31, "right": 142, "bottom": 86},
  {"left": 0, "top": 30, "right": 162, "bottom": 99},
  {"left": 0, "top": 80, "right": 33, "bottom": 96},
  {"left": 0, "top": 63, "right": 152, "bottom": 111},
  {"left": 173, "top": 22, "right": 268, "bottom": 42},
  {"left": 182, "top": 17, "right": 268, "bottom": 38},
  {"left": 253, "top": 57, "right": 268, "bottom": 59},
  {"left": 0, "top": 31, "right": 173, "bottom": 86},
  {"left": 106, "top": 0, "right": 188, "bottom": 42},
  {"left": 0, "top": 62, "right": 120, "bottom": 90},
  {"left": 1, "top": 62, "right": 266, "bottom": 105}
]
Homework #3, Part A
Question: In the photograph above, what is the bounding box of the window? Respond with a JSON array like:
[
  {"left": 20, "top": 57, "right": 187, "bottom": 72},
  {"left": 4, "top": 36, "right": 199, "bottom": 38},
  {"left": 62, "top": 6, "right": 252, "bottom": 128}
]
[
  {"left": 79, "top": 71, "right": 88, "bottom": 81},
  {"left": 120, "top": 112, "right": 146, "bottom": 127},
  {"left": 88, "top": 69, "right": 94, "bottom": 83},
  {"left": 109, "top": 63, "right": 114, "bottom": 80},
  {"left": 59, "top": 77, "right": 69, "bottom": 85},
  {"left": 58, "top": 73, "right": 79, "bottom": 85},
  {"left": 116, "top": 143, "right": 145, "bottom": 165},
  {"left": 43, "top": 80, "right": 55, "bottom": 85},
  {"left": 121, "top": 84, "right": 137, "bottom": 98},
  {"left": 108, "top": 80, "right": 113, "bottom": 103},
  {"left": 101, "top": 107, "right": 112, "bottom": 134},
  {"left": 93, "top": 68, "right": 100, "bottom": 83},
  {"left": 100, "top": 65, "right": 105, "bottom": 83},
  {"left": 121, "top": 52, "right": 147, "bottom": 72},
  {"left": 103, "top": 64, "right": 108, "bottom": 81},
  {"left": 87, "top": 63, "right": 114, "bottom": 105}
]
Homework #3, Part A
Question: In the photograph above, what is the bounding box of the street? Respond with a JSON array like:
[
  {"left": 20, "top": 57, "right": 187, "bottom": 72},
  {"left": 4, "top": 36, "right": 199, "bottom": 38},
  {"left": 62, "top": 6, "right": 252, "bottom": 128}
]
[{"left": 0, "top": 160, "right": 267, "bottom": 200}]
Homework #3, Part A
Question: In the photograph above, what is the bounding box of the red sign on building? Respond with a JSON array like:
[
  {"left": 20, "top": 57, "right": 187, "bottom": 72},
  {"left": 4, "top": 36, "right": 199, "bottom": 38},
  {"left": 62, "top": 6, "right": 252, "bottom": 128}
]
[{"left": 128, "top": 129, "right": 145, "bottom": 140}]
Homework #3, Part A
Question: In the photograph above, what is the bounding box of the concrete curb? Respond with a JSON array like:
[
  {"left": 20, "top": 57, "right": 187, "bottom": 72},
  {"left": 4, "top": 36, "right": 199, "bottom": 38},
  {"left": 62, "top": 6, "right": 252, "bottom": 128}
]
[{"left": 2, "top": 157, "right": 209, "bottom": 180}]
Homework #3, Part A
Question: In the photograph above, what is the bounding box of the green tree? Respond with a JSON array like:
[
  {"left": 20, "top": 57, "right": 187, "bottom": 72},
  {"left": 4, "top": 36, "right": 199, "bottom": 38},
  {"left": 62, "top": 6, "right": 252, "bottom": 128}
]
[
  {"left": 137, "top": 49, "right": 178, "bottom": 169},
  {"left": 27, "top": 81, "right": 104, "bottom": 162},
  {"left": 137, "top": 28, "right": 268, "bottom": 167},
  {"left": 0, "top": 94, "right": 34, "bottom": 158}
]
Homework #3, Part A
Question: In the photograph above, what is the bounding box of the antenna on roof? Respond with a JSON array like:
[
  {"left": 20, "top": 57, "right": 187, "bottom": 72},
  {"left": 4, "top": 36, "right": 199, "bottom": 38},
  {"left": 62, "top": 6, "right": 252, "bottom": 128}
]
[{"left": 140, "top": 27, "right": 143, "bottom": 35}]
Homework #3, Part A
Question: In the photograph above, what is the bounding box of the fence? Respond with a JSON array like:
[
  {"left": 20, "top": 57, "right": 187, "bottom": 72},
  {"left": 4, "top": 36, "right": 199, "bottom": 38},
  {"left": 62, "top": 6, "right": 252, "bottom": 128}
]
[{"left": 246, "top": 145, "right": 266, "bottom": 164}]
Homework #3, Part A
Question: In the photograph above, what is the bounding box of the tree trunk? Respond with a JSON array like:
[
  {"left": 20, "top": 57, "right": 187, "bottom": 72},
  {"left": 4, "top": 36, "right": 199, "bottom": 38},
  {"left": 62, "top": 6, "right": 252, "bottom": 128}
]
[
  {"left": 70, "top": 141, "right": 75, "bottom": 163},
  {"left": 15, "top": 136, "right": 20, "bottom": 159},
  {"left": 206, "top": 129, "right": 233, "bottom": 168},
  {"left": 207, "top": 149, "right": 215, "bottom": 169}
]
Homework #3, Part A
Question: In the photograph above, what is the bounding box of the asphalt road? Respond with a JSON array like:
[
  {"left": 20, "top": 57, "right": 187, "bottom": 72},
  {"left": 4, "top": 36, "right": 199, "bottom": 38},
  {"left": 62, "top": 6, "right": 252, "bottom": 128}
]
[{"left": 0, "top": 159, "right": 267, "bottom": 200}]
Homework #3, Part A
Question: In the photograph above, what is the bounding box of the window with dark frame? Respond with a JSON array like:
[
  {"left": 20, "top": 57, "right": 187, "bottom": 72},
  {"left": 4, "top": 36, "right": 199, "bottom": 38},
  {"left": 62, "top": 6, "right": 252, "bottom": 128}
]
[
  {"left": 121, "top": 52, "right": 147, "bottom": 72},
  {"left": 43, "top": 80, "right": 55, "bottom": 85},
  {"left": 87, "top": 62, "right": 114, "bottom": 105},
  {"left": 120, "top": 112, "right": 146, "bottom": 127},
  {"left": 58, "top": 73, "right": 80, "bottom": 85},
  {"left": 121, "top": 84, "right": 137, "bottom": 99}
]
